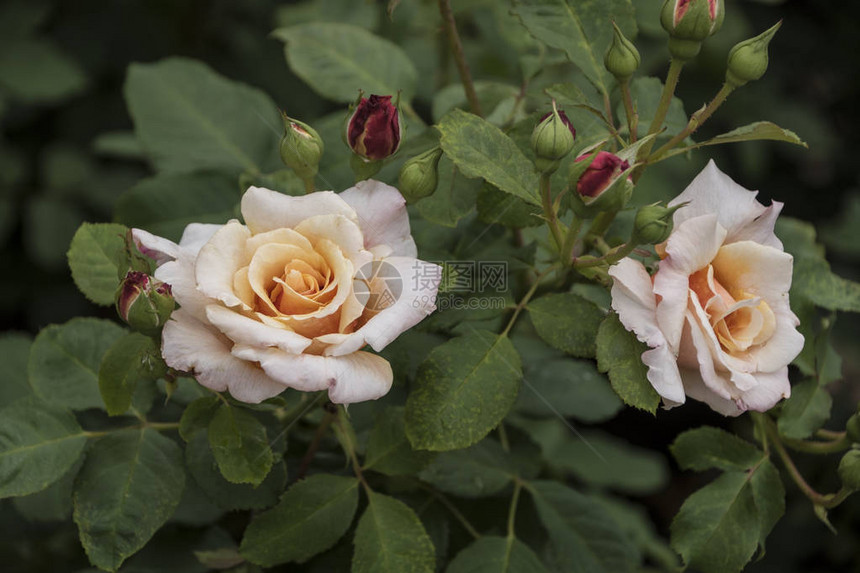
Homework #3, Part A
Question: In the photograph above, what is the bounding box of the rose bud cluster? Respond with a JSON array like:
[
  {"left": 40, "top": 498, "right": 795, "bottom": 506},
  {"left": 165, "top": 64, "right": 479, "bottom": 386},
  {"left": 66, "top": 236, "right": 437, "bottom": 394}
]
[
  {"left": 725, "top": 22, "right": 781, "bottom": 88},
  {"left": 531, "top": 101, "right": 576, "bottom": 174},
  {"left": 661, "top": 0, "right": 725, "bottom": 61},
  {"left": 279, "top": 115, "right": 324, "bottom": 183},
  {"left": 116, "top": 270, "right": 175, "bottom": 335},
  {"left": 569, "top": 151, "right": 633, "bottom": 218}
]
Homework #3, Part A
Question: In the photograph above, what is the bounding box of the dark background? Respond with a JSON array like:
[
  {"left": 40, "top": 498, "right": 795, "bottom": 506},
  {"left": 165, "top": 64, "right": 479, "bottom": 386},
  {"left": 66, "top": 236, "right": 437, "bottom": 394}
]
[{"left": 1, "top": 0, "right": 857, "bottom": 571}]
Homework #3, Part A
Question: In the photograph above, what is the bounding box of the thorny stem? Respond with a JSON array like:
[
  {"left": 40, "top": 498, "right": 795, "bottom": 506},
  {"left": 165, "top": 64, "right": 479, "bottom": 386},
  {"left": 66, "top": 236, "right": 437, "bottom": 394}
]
[
  {"left": 501, "top": 265, "right": 559, "bottom": 337},
  {"left": 540, "top": 174, "right": 564, "bottom": 251},
  {"left": 419, "top": 483, "right": 482, "bottom": 540},
  {"left": 650, "top": 82, "right": 735, "bottom": 162},
  {"left": 438, "top": 0, "right": 483, "bottom": 117},
  {"left": 620, "top": 77, "right": 638, "bottom": 143},
  {"left": 758, "top": 414, "right": 849, "bottom": 509},
  {"left": 336, "top": 411, "right": 370, "bottom": 492},
  {"left": 782, "top": 434, "right": 852, "bottom": 455},
  {"left": 573, "top": 241, "right": 636, "bottom": 270},
  {"left": 296, "top": 407, "right": 336, "bottom": 481},
  {"left": 632, "top": 57, "right": 684, "bottom": 182},
  {"left": 507, "top": 481, "right": 523, "bottom": 540}
]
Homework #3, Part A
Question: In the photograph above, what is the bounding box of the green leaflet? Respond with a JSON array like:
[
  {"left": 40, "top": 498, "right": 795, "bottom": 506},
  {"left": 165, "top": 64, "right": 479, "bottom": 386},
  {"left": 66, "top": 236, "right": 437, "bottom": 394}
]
[
  {"left": 437, "top": 109, "right": 541, "bottom": 206},
  {"left": 0, "top": 396, "right": 87, "bottom": 498},
  {"left": 124, "top": 58, "right": 282, "bottom": 174},
  {"left": 73, "top": 429, "right": 185, "bottom": 572},
  {"left": 207, "top": 404, "right": 274, "bottom": 486},
  {"left": 670, "top": 460, "right": 785, "bottom": 573},
  {"left": 363, "top": 407, "right": 436, "bottom": 476},
  {"left": 512, "top": 0, "right": 636, "bottom": 98},
  {"left": 447, "top": 536, "right": 549, "bottom": 573},
  {"left": 528, "top": 480, "right": 639, "bottom": 572},
  {"left": 273, "top": 23, "right": 417, "bottom": 103},
  {"left": 405, "top": 330, "right": 522, "bottom": 451},
  {"left": 351, "top": 491, "right": 435, "bottom": 573},
  {"left": 671, "top": 426, "right": 764, "bottom": 472},
  {"left": 28, "top": 318, "right": 126, "bottom": 411},
  {"left": 67, "top": 223, "right": 130, "bottom": 306},
  {"left": 528, "top": 292, "right": 605, "bottom": 358},
  {"left": 595, "top": 314, "right": 660, "bottom": 414},
  {"left": 241, "top": 474, "right": 359, "bottom": 566}
]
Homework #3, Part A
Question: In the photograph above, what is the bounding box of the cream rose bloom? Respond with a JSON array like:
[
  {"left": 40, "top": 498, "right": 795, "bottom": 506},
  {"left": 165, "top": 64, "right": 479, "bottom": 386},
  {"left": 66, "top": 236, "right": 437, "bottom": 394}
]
[
  {"left": 133, "top": 180, "right": 440, "bottom": 404},
  {"left": 609, "top": 161, "right": 804, "bottom": 416}
]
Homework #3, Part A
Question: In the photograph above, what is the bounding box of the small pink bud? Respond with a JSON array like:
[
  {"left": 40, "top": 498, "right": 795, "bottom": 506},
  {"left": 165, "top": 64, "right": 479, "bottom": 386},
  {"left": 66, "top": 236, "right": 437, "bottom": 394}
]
[
  {"left": 347, "top": 95, "right": 401, "bottom": 161},
  {"left": 574, "top": 151, "right": 630, "bottom": 198}
]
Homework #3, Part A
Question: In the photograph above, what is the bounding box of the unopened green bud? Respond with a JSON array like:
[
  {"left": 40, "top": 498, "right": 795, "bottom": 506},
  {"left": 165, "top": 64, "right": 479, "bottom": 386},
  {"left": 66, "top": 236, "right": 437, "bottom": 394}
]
[
  {"left": 605, "top": 21, "right": 640, "bottom": 80},
  {"left": 661, "top": 0, "right": 725, "bottom": 61},
  {"left": 725, "top": 21, "right": 781, "bottom": 88},
  {"left": 631, "top": 202, "right": 686, "bottom": 245},
  {"left": 279, "top": 115, "right": 324, "bottom": 181},
  {"left": 847, "top": 412, "right": 860, "bottom": 444},
  {"left": 532, "top": 101, "right": 576, "bottom": 173},
  {"left": 398, "top": 147, "right": 443, "bottom": 202},
  {"left": 116, "top": 271, "right": 175, "bottom": 335},
  {"left": 838, "top": 449, "right": 860, "bottom": 491}
]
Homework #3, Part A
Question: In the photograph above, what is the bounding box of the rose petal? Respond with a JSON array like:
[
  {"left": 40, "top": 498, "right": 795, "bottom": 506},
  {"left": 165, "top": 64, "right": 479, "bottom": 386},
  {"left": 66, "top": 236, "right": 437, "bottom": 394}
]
[
  {"left": 641, "top": 345, "right": 686, "bottom": 406},
  {"left": 195, "top": 220, "right": 252, "bottom": 308},
  {"left": 670, "top": 160, "right": 782, "bottom": 248},
  {"left": 153, "top": 256, "right": 209, "bottom": 322},
  {"left": 609, "top": 258, "right": 666, "bottom": 349},
  {"left": 653, "top": 214, "right": 727, "bottom": 351},
  {"left": 737, "top": 367, "right": 792, "bottom": 412},
  {"left": 231, "top": 345, "right": 393, "bottom": 404},
  {"left": 132, "top": 229, "right": 180, "bottom": 265},
  {"left": 178, "top": 223, "right": 223, "bottom": 254},
  {"left": 161, "top": 309, "right": 285, "bottom": 403},
  {"left": 204, "top": 304, "right": 312, "bottom": 354},
  {"left": 293, "top": 214, "right": 371, "bottom": 268},
  {"left": 678, "top": 367, "right": 744, "bottom": 416},
  {"left": 339, "top": 179, "right": 418, "bottom": 257},
  {"left": 315, "top": 257, "right": 441, "bottom": 356},
  {"left": 241, "top": 187, "right": 358, "bottom": 235},
  {"left": 751, "top": 304, "right": 804, "bottom": 372},
  {"left": 711, "top": 240, "right": 793, "bottom": 301}
]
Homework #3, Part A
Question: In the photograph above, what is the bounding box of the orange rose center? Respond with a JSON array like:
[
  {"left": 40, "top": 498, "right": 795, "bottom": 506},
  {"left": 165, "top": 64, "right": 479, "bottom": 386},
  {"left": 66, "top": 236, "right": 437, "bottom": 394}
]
[{"left": 689, "top": 264, "right": 775, "bottom": 355}]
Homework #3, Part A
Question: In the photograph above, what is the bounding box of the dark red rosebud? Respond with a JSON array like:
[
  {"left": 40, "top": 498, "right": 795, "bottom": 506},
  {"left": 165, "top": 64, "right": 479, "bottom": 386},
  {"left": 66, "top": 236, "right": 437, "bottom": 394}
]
[
  {"left": 347, "top": 95, "right": 401, "bottom": 161},
  {"left": 574, "top": 151, "right": 630, "bottom": 198}
]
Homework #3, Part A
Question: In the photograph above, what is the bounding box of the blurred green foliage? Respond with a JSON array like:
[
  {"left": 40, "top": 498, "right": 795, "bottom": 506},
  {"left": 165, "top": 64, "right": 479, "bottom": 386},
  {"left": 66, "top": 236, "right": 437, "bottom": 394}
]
[{"left": 1, "top": 0, "right": 858, "bottom": 571}]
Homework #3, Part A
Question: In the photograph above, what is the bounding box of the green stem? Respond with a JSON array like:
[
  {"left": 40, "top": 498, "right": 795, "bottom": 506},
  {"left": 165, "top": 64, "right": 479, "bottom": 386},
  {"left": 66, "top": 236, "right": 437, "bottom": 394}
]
[
  {"left": 560, "top": 216, "right": 583, "bottom": 266},
  {"left": 647, "top": 58, "right": 684, "bottom": 137},
  {"left": 303, "top": 177, "right": 315, "bottom": 194},
  {"left": 144, "top": 421, "right": 180, "bottom": 431},
  {"left": 782, "top": 434, "right": 852, "bottom": 455},
  {"left": 583, "top": 210, "right": 617, "bottom": 250},
  {"left": 438, "top": 0, "right": 482, "bottom": 117},
  {"left": 419, "top": 483, "right": 482, "bottom": 540},
  {"left": 758, "top": 414, "right": 847, "bottom": 508},
  {"left": 500, "top": 265, "right": 557, "bottom": 337},
  {"left": 498, "top": 423, "right": 510, "bottom": 453},
  {"left": 336, "top": 412, "right": 370, "bottom": 492},
  {"left": 631, "top": 58, "right": 684, "bottom": 182},
  {"left": 296, "top": 408, "right": 336, "bottom": 481},
  {"left": 573, "top": 241, "right": 636, "bottom": 270},
  {"left": 507, "top": 481, "right": 522, "bottom": 540},
  {"left": 540, "top": 174, "right": 564, "bottom": 251},
  {"left": 649, "top": 82, "right": 735, "bottom": 162},
  {"left": 620, "top": 77, "right": 638, "bottom": 143}
]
